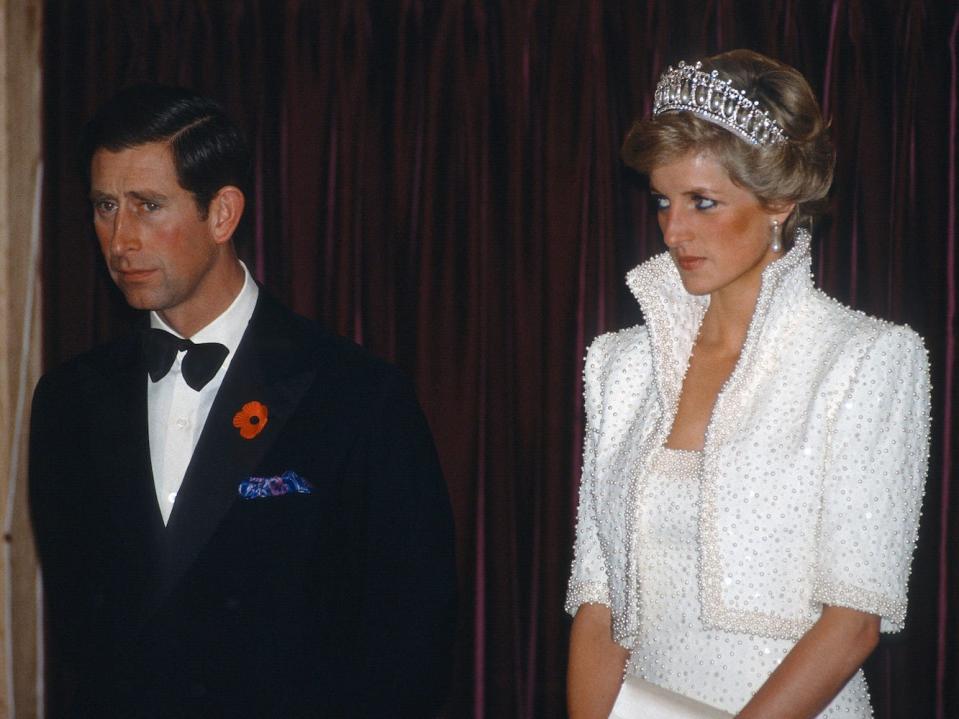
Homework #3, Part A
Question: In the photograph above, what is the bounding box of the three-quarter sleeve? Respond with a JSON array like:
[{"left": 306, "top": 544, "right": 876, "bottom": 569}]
[
  {"left": 813, "top": 326, "right": 931, "bottom": 632},
  {"left": 565, "top": 335, "right": 613, "bottom": 615}
]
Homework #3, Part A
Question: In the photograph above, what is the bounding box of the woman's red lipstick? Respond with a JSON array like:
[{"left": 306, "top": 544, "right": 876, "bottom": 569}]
[{"left": 676, "top": 256, "right": 705, "bottom": 271}]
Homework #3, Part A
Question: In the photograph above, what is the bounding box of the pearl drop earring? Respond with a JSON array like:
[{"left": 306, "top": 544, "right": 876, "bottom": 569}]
[{"left": 770, "top": 220, "right": 783, "bottom": 253}]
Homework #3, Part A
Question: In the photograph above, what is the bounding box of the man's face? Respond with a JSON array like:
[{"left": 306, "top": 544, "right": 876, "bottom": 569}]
[{"left": 90, "top": 142, "right": 221, "bottom": 330}]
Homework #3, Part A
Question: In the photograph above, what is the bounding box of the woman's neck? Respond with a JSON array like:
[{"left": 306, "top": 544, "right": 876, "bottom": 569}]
[{"left": 697, "top": 278, "right": 763, "bottom": 356}]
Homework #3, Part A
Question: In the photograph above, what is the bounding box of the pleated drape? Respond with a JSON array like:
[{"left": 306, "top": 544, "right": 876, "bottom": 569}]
[{"left": 42, "top": 2, "right": 957, "bottom": 717}]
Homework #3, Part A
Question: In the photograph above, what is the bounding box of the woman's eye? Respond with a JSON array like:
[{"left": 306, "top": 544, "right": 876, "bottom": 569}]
[
  {"left": 693, "top": 195, "right": 717, "bottom": 210},
  {"left": 651, "top": 194, "right": 669, "bottom": 211}
]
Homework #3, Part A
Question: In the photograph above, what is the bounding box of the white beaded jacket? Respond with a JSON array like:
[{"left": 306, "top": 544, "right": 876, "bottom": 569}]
[{"left": 566, "top": 230, "right": 931, "bottom": 648}]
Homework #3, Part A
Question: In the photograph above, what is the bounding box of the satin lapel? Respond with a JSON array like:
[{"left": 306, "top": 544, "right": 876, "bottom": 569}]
[
  {"left": 147, "top": 298, "right": 316, "bottom": 616},
  {"left": 86, "top": 336, "right": 165, "bottom": 592}
]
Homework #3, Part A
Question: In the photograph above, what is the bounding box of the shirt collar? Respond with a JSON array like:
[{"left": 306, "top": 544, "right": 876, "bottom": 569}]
[{"left": 149, "top": 261, "right": 259, "bottom": 359}]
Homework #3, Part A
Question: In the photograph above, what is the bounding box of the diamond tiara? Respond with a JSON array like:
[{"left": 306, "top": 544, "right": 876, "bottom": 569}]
[{"left": 652, "top": 61, "right": 788, "bottom": 147}]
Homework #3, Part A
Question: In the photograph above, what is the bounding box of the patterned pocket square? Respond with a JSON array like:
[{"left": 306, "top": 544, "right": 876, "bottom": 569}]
[{"left": 238, "top": 470, "right": 314, "bottom": 499}]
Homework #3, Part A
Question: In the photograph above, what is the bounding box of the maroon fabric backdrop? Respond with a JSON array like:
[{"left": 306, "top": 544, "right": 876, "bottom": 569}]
[{"left": 42, "top": 2, "right": 957, "bottom": 717}]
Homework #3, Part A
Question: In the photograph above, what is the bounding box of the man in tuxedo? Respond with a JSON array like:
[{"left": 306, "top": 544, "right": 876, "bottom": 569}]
[{"left": 29, "top": 85, "right": 457, "bottom": 718}]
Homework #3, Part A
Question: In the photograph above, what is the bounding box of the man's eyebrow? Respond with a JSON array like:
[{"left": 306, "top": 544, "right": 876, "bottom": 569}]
[
  {"left": 87, "top": 189, "right": 170, "bottom": 203},
  {"left": 127, "top": 189, "right": 169, "bottom": 203}
]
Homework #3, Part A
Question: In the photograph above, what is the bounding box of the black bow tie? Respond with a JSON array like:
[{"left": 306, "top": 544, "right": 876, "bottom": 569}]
[{"left": 140, "top": 328, "right": 229, "bottom": 391}]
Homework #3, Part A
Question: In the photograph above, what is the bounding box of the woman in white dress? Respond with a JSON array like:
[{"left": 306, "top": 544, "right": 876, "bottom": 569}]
[{"left": 566, "top": 49, "right": 930, "bottom": 718}]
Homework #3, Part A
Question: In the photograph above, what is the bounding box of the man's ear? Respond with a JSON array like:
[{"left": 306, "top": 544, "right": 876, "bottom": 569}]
[{"left": 207, "top": 186, "right": 245, "bottom": 245}]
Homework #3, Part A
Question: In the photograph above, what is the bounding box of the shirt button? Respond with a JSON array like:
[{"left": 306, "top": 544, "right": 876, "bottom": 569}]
[
  {"left": 167, "top": 491, "right": 177, "bottom": 503},
  {"left": 175, "top": 417, "right": 189, "bottom": 429}
]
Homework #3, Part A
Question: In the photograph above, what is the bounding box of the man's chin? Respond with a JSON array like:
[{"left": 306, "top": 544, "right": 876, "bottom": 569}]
[{"left": 117, "top": 288, "right": 165, "bottom": 312}]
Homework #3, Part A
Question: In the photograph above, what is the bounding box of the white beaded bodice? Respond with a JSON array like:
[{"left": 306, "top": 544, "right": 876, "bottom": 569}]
[
  {"left": 627, "top": 448, "right": 872, "bottom": 715},
  {"left": 566, "top": 232, "right": 931, "bottom": 714}
]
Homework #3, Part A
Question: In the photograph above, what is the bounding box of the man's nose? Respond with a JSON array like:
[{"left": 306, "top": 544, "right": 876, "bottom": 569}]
[{"left": 109, "top": 208, "right": 139, "bottom": 255}]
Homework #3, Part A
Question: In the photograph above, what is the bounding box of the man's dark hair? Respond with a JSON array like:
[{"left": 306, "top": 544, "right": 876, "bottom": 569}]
[{"left": 81, "top": 84, "right": 251, "bottom": 217}]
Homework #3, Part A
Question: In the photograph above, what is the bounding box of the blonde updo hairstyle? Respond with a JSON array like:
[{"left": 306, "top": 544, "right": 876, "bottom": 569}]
[{"left": 622, "top": 49, "right": 835, "bottom": 243}]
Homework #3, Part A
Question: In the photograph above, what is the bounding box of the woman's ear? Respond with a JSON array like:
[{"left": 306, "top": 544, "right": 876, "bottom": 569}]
[
  {"left": 767, "top": 202, "right": 796, "bottom": 227},
  {"left": 207, "top": 186, "right": 245, "bottom": 245}
]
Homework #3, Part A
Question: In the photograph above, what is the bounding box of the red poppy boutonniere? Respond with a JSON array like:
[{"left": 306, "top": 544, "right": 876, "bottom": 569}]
[{"left": 233, "top": 400, "right": 268, "bottom": 439}]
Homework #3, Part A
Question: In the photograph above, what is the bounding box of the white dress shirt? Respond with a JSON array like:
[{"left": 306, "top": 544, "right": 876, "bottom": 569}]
[{"left": 148, "top": 262, "right": 259, "bottom": 524}]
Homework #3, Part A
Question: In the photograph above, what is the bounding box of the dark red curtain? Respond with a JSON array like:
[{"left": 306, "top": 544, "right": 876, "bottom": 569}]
[{"left": 42, "top": 2, "right": 957, "bottom": 717}]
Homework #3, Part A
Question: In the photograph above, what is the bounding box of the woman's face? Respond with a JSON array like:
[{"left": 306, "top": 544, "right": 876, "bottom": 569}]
[{"left": 649, "top": 151, "right": 790, "bottom": 298}]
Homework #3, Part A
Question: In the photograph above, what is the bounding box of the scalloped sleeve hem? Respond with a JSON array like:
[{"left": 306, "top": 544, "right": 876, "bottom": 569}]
[
  {"left": 565, "top": 582, "right": 611, "bottom": 617},
  {"left": 812, "top": 577, "right": 906, "bottom": 633}
]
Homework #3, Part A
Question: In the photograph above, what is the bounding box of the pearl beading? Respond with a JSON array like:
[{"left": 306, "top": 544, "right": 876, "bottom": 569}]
[
  {"left": 626, "top": 446, "right": 875, "bottom": 714},
  {"left": 566, "top": 229, "right": 931, "bottom": 654}
]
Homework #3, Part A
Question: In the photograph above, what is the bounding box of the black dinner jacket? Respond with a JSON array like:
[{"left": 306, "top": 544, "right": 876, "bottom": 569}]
[{"left": 29, "top": 291, "right": 457, "bottom": 719}]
